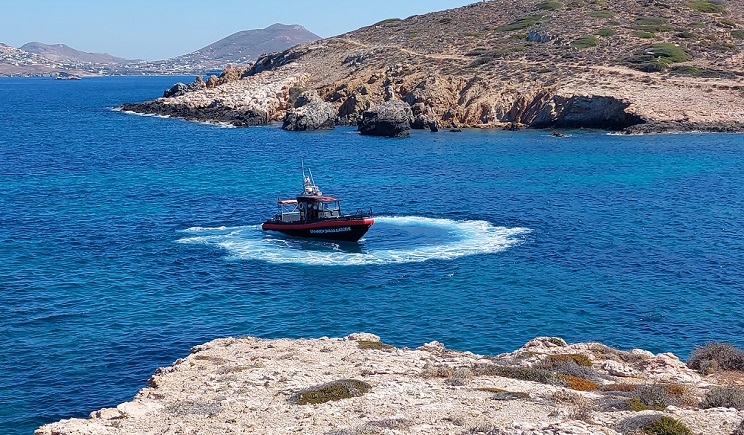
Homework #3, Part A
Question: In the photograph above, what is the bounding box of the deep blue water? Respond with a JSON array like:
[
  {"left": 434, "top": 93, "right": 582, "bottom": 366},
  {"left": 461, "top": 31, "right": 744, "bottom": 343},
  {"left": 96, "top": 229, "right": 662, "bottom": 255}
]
[{"left": 1, "top": 76, "right": 743, "bottom": 434}]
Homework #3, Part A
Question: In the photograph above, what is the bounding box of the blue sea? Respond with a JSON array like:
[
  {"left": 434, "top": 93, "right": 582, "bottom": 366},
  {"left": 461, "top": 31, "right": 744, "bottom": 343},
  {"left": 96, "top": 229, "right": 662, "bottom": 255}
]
[{"left": 1, "top": 76, "right": 743, "bottom": 434}]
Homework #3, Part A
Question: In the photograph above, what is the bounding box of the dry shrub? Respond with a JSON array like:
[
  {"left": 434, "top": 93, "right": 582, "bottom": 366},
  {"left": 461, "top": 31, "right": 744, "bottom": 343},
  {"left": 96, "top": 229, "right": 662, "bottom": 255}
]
[
  {"left": 602, "top": 383, "right": 638, "bottom": 392},
  {"left": 548, "top": 353, "right": 593, "bottom": 367},
  {"left": 421, "top": 363, "right": 454, "bottom": 378},
  {"left": 446, "top": 367, "right": 474, "bottom": 386},
  {"left": 699, "top": 386, "right": 744, "bottom": 410},
  {"left": 552, "top": 390, "right": 594, "bottom": 422},
  {"left": 472, "top": 363, "right": 559, "bottom": 385},
  {"left": 561, "top": 375, "right": 600, "bottom": 391},
  {"left": 688, "top": 342, "right": 744, "bottom": 374}
]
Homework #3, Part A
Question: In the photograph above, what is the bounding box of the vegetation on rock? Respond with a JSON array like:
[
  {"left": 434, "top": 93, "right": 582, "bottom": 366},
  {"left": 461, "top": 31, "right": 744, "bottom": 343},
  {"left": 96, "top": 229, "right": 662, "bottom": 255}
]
[
  {"left": 699, "top": 386, "right": 744, "bottom": 409},
  {"left": 686, "top": 0, "right": 726, "bottom": 13},
  {"left": 642, "top": 416, "right": 692, "bottom": 435},
  {"left": 688, "top": 342, "right": 744, "bottom": 374},
  {"left": 290, "top": 379, "right": 372, "bottom": 405}
]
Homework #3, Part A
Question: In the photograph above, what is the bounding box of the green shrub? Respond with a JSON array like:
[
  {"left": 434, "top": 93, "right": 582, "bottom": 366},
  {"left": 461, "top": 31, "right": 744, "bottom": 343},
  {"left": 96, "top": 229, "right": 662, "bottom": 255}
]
[
  {"left": 717, "top": 19, "right": 737, "bottom": 28},
  {"left": 375, "top": 18, "right": 402, "bottom": 26},
  {"left": 498, "top": 15, "right": 546, "bottom": 31},
  {"left": 643, "top": 416, "right": 692, "bottom": 435},
  {"left": 686, "top": 0, "right": 725, "bottom": 13},
  {"left": 290, "top": 379, "right": 371, "bottom": 405},
  {"left": 634, "top": 31, "right": 656, "bottom": 38},
  {"left": 625, "top": 43, "right": 691, "bottom": 72},
  {"left": 688, "top": 342, "right": 744, "bottom": 374},
  {"left": 438, "top": 17, "right": 452, "bottom": 24},
  {"left": 590, "top": 10, "right": 615, "bottom": 18},
  {"left": 675, "top": 30, "right": 696, "bottom": 38},
  {"left": 733, "top": 30, "right": 744, "bottom": 39},
  {"left": 700, "top": 386, "right": 744, "bottom": 409},
  {"left": 538, "top": 1, "right": 564, "bottom": 10},
  {"left": 634, "top": 17, "right": 673, "bottom": 33},
  {"left": 357, "top": 340, "right": 395, "bottom": 350},
  {"left": 628, "top": 384, "right": 682, "bottom": 411},
  {"left": 597, "top": 28, "right": 616, "bottom": 36},
  {"left": 628, "top": 397, "right": 665, "bottom": 411},
  {"left": 571, "top": 35, "right": 599, "bottom": 48}
]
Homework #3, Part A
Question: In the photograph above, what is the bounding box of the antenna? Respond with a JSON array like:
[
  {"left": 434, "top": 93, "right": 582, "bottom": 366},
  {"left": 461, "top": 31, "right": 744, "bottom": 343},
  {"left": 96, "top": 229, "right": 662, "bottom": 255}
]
[{"left": 308, "top": 167, "right": 315, "bottom": 186}]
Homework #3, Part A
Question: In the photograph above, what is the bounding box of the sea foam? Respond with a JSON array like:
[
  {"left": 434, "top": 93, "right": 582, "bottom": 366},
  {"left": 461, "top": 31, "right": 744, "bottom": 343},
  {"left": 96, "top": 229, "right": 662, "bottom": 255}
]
[{"left": 177, "top": 216, "right": 530, "bottom": 266}]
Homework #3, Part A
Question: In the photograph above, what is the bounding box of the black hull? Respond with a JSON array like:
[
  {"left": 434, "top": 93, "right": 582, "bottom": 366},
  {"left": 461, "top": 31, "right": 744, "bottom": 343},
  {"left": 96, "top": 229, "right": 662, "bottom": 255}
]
[{"left": 262, "top": 218, "right": 374, "bottom": 242}]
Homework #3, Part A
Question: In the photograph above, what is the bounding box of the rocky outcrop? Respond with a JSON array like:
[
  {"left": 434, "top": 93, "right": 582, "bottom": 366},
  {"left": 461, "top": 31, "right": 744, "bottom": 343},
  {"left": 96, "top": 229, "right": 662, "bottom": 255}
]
[
  {"left": 36, "top": 334, "right": 744, "bottom": 435},
  {"left": 117, "top": 68, "right": 308, "bottom": 126},
  {"left": 358, "top": 100, "right": 413, "bottom": 137},
  {"left": 163, "top": 76, "right": 206, "bottom": 98},
  {"left": 282, "top": 90, "right": 337, "bottom": 131},
  {"left": 531, "top": 95, "right": 645, "bottom": 130}
]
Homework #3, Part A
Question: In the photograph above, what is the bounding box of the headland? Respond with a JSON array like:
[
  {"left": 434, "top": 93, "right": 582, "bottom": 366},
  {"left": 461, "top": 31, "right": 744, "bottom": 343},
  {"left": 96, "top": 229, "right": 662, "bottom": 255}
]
[
  {"left": 36, "top": 334, "right": 744, "bottom": 434},
  {"left": 119, "top": 0, "right": 744, "bottom": 133}
]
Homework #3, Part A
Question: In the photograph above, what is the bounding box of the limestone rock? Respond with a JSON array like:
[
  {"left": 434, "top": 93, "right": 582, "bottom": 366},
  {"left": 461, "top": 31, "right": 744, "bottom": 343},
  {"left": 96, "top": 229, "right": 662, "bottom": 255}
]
[
  {"left": 35, "top": 335, "right": 744, "bottom": 435},
  {"left": 358, "top": 100, "right": 413, "bottom": 137},
  {"left": 531, "top": 95, "right": 645, "bottom": 130},
  {"left": 282, "top": 91, "right": 336, "bottom": 131}
]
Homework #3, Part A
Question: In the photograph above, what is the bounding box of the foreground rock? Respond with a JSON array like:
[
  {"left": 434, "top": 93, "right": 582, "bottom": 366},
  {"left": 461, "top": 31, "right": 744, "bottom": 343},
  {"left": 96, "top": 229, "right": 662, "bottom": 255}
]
[
  {"left": 358, "top": 100, "right": 413, "bottom": 137},
  {"left": 282, "top": 90, "right": 337, "bottom": 131},
  {"left": 36, "top": 334, "right": 744, "bottom": 435}
]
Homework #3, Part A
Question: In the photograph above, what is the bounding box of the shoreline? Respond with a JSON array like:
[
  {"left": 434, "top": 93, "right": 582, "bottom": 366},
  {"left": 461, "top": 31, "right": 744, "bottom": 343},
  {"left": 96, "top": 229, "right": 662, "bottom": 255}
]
[
  {"left": 117, "top": 102, "right": 744, "bottom": 135},
  {"left": 36, "top": 334, "right": 744, "bottom": 435}
]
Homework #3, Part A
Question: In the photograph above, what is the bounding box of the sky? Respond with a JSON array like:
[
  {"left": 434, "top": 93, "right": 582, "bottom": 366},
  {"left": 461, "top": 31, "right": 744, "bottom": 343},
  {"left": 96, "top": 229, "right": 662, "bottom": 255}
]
[{"left": 1, "top": 0, "right": 475, "bottom": 61}]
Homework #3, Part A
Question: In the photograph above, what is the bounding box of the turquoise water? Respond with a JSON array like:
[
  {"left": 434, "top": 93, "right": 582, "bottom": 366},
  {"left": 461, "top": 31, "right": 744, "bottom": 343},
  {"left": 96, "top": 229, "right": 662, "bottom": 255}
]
[{"left": 1, "top": 77, "right": 743, "bottom": 434}]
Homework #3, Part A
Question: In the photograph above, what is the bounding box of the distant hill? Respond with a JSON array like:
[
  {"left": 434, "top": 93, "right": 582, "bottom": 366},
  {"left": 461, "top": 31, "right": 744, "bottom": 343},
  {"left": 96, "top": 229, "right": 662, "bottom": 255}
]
[
  {"left": 20, "top": 42, "right": 129, "bottom": 64},
  {"left": 171, "top": 24, "right": 321, "bottom": 67},
  {"left": 0, "top": 23, "right": 321, "bottom": 76}
]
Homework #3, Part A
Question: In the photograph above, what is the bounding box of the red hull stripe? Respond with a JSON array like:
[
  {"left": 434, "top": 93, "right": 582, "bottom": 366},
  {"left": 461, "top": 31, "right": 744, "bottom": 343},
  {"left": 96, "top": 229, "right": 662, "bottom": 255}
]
[{"left": 262, "top": 219, "right": 374, "bottom": 231}]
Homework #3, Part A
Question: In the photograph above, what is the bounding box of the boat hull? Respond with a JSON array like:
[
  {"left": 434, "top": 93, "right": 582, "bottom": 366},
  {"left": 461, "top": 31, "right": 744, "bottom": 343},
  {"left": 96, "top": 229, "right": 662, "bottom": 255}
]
[{"left": 262, "top": 218, "right": 374, "bottom": 242}]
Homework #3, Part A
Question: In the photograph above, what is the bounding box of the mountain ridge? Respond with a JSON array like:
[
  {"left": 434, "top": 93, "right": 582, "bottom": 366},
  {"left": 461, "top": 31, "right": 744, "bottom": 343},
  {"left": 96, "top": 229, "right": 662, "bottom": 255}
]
[{"left": 0, "top": 23, "right": 320, "bottom": 77}]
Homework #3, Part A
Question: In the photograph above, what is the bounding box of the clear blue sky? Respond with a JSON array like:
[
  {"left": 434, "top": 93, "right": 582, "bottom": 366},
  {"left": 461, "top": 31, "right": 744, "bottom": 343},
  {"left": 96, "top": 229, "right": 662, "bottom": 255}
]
[{"left": 1, "top": 0, "right": 475, "bottom": 60}]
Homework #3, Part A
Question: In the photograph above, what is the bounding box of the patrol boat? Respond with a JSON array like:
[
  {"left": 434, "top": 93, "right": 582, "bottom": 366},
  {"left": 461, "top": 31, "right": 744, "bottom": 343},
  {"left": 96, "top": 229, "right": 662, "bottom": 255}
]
[{"left": 261, "top": 170, "right": 374, "bottom": 242}]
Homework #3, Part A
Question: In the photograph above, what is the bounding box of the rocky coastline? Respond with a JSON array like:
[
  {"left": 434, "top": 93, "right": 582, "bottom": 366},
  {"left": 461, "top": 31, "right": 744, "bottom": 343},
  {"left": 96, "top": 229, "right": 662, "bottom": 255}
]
[
  {"left": 36, "top": 334, "right": 744, "bottom": 435},
  {"left": 115, "top": 0, "right": 744, "bottom": 135}
]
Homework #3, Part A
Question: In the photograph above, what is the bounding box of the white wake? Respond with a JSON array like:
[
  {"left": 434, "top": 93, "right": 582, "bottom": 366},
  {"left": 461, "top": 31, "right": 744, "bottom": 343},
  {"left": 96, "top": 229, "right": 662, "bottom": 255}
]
[{"left": 177, "top": 216, "right": 530, "bottom": 266}]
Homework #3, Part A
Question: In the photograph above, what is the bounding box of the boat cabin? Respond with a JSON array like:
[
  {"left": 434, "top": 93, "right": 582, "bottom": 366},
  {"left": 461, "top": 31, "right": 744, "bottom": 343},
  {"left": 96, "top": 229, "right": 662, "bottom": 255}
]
[{"left": 275, "top": 195, "right": 342, "bottom": 223}]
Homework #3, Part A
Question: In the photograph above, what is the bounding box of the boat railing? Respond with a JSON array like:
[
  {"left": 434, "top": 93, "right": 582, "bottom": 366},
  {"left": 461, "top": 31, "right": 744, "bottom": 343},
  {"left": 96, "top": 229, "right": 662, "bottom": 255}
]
[{"left": 354, "top": 207, "right": 373, "bottom": 218}]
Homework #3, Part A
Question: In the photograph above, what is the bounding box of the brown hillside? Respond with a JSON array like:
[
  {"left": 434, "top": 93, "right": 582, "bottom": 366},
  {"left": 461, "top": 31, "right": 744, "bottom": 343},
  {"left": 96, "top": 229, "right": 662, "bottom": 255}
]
[{"left": 124, "top": 0, "right": 744, "bottom": 131}]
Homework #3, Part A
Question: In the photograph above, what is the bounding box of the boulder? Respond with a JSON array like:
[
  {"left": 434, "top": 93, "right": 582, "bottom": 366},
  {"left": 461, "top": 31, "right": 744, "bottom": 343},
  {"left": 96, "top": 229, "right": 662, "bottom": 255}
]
[
  {"left": 358, "top": 100, "right": 413, "bottom": 138},
  {"left": 282, "top": 91, "right": 336, "bottom": 131},
  {"left": 163, "top": 76, "right": 206, "bottom": 98}
]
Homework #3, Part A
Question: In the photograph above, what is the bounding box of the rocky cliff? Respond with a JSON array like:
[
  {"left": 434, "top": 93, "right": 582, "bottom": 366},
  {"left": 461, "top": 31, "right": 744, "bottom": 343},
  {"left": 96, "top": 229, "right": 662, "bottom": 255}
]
[
  {"left": 119, "top": 0, "right": 744, "bottom": 132},
  {"left": 36, "top": 334, "right": 744, "bottom": 434}
]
